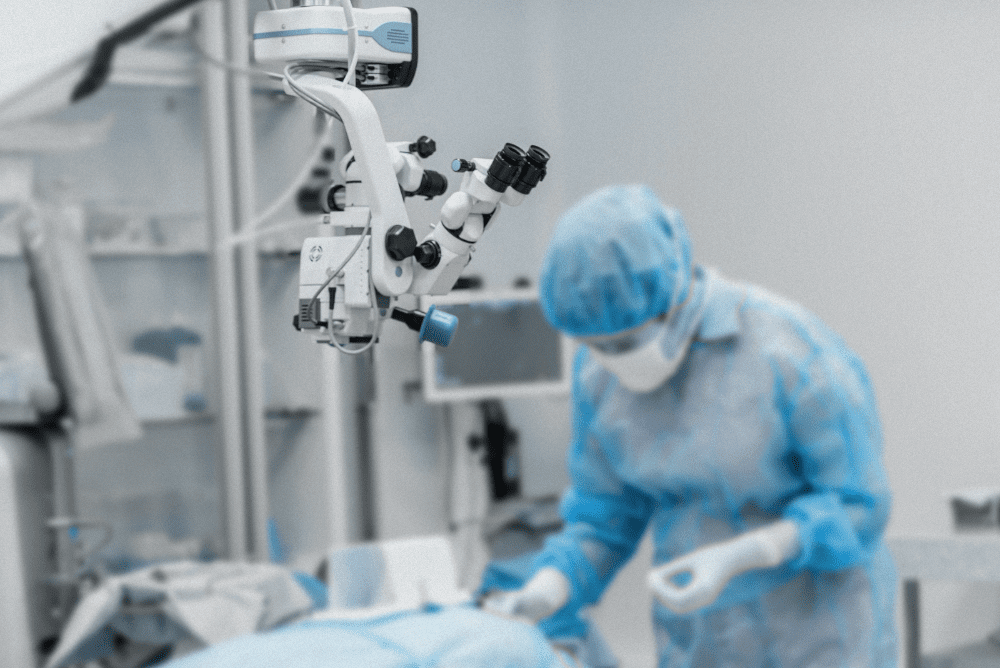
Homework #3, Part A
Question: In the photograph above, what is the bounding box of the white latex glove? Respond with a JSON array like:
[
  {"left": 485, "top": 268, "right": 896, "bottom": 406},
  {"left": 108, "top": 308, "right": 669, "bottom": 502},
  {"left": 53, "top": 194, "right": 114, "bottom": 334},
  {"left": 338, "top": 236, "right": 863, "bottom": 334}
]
[
  {"left": 481, "top": 567, "right": 571, "bottom": 623},
  {"left": 647, "top": 520, "right": 801, "bottom": 614}
]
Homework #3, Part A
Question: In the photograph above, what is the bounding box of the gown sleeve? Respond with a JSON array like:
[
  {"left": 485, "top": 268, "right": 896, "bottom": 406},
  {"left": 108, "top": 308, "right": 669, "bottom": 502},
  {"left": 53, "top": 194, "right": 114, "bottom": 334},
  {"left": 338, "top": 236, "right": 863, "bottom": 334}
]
[
  {"left": 780, "top": 341, "right": 892, "bottom": 572},
  {"left": 534, "top": 349, "right": 657, "bottom": 610}
]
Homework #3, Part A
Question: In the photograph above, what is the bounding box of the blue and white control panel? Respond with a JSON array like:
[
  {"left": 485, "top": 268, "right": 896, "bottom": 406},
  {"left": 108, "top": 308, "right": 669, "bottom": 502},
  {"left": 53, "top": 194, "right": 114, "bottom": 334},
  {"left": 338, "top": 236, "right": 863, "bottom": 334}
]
[{"left": 253, "top": 6, "right": 414, "bottom": 66}]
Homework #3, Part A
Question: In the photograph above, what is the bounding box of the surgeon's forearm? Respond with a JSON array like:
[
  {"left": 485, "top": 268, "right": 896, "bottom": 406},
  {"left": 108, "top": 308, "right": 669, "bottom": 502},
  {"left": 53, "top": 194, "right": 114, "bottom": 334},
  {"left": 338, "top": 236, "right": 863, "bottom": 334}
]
[
  {"left": 731, "top": 520, "right": 802, "bottom": 573},
  {"left": 647, "top": 519, "right": 803, "bottom": 614},
  {"left": 482, "top": 567, "right": 570, "bottom": 623}
]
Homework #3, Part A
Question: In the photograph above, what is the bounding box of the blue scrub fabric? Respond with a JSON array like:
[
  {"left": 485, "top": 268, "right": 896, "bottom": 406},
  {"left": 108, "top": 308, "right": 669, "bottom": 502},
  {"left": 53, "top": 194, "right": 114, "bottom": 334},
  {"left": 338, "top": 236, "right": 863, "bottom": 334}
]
[
  {"left": 534, "top": 266, "right": 897, "bottom": 668},
  {"left": 161, "top": 605, "right": 568, "bottom": 668},
  {"left": 538, "top": 185, "right": 692, "bottom": 338}
]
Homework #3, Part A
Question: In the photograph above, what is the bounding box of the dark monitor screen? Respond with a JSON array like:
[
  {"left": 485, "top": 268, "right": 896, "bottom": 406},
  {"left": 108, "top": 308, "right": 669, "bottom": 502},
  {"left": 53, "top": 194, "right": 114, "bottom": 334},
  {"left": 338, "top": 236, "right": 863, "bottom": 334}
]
[{"left": 420, "top": 290, "right": 573, "bottom": 402}]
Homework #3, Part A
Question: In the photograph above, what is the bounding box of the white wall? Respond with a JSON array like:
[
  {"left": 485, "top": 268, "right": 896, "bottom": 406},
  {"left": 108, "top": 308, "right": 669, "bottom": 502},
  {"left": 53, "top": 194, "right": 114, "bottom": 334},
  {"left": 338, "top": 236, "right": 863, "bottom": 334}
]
[{"left": 364, "top": 0, "right": 1000, "bottom": 661}]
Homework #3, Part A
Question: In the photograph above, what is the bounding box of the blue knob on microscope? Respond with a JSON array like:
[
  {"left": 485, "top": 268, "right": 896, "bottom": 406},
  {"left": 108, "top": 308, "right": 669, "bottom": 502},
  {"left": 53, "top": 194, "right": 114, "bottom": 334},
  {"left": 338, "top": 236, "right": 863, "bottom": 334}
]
[{"left": 419, "top": 305, "right": 458, "bottom": 347}]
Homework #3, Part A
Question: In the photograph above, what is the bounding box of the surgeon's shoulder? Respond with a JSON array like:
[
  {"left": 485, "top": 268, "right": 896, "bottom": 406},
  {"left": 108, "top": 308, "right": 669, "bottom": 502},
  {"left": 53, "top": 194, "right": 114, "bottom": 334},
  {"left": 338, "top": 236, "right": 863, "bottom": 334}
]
[{"left": 733, "top": 279, "right": 861, "bottom": 364}]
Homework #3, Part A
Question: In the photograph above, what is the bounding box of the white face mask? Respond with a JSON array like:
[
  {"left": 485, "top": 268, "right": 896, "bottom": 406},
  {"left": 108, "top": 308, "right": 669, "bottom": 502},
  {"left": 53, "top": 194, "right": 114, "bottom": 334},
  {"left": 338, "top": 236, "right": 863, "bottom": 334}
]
[
  {"left": 582, "top": 313, "right": 693, "bottom": 393},
  {"left": 587, "top": 328, "right": 691, "bottom": 392}
]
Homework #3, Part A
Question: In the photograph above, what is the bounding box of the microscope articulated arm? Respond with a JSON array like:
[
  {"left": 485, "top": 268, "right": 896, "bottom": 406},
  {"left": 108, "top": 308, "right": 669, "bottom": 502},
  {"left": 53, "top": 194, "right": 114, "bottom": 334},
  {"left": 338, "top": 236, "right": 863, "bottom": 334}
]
[{"left": 286, "top": 71, "right": 414, "bottom": 297}]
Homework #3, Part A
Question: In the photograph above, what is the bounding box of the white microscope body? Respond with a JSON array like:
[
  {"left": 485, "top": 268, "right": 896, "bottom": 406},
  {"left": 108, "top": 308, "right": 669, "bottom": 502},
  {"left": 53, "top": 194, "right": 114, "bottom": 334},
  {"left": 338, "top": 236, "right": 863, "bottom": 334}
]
[{"left": 253, "top": 4, "right": 549, "bottom": 350}]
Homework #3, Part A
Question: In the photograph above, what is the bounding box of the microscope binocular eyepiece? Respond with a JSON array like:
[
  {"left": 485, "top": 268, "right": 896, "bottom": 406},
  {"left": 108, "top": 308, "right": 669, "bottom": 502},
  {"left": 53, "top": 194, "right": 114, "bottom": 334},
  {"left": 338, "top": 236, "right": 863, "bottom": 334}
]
[
  {"left": 452, "top": 143, "right": 551, "bottom": 195},
  {"left": 485, "top": 143, "right": 528, "bottom": 193},
  {"left": 511, "top": 145, "right": 550, "bottom": 195}
]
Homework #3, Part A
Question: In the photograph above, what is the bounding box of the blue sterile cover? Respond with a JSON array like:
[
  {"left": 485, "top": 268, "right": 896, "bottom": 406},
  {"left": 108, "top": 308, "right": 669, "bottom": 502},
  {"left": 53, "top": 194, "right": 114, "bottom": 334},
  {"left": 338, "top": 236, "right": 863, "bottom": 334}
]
[{"left": 163, "top": 605, "right": 566, "bottom": 668}]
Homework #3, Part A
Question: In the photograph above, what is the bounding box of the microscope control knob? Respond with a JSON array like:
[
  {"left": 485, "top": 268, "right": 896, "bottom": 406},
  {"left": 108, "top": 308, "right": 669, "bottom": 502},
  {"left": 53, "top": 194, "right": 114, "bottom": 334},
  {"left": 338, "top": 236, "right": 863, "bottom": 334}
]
[
  {"left": 419, "top": 305, "right": 458, "bottom": 347},
  {"left": 413, "top": 240, "right": 441, "bottom": 269},
  {"left": 385, "top": 225, "right": 417, "bottom": 261},
  {"left": 390, "top": 305, "right": 458, "bottom": 347},
  {"left": 409, "top": 135, "right": 437, "bottom": 158}
]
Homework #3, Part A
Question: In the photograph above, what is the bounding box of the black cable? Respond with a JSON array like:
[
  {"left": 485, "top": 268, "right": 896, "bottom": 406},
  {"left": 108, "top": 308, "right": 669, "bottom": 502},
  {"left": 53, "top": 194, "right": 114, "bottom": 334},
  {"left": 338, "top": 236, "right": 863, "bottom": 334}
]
[{"left": 72, "top": 0, "right": 205, "bottom": 102}]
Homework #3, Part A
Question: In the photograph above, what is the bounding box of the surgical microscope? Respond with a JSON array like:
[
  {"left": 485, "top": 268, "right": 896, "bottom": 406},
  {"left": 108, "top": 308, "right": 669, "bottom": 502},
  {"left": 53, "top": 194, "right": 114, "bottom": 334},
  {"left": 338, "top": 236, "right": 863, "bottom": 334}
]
[{"left": 252, "top": 3, "right": 550, "bottom": 353}]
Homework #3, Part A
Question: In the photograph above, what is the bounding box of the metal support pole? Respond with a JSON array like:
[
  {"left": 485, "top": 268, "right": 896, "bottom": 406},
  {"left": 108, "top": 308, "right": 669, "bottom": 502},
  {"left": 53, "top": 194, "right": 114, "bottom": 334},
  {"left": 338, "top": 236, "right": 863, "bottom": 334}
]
[
  {"left": 47, "top": 427, "right": 77, "bottom": 624},
  {"left": 903, "top": 578, "right": 921, "bottom": 668},
  {"left": 321, "top": 348, "right": 352, "bottom": 549},
  {"left": 225, "top": 0, "right": 271, "bottom": 563},
  {"left": 199, "top": 0, "right": 248, "bottom": 561}
]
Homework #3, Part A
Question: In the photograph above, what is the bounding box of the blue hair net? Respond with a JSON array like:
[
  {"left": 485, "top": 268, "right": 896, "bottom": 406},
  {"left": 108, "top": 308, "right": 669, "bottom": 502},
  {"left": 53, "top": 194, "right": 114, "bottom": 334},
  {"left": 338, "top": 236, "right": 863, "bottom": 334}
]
[{"left": 538, "top": 185, "right": 692, "bottom": 338}]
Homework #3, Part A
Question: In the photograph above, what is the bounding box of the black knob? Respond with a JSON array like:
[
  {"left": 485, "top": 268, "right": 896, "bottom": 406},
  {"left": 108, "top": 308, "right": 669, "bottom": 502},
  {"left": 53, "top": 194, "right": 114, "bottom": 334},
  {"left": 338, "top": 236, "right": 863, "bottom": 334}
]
[
  {"left": 323, "top": 184, "right": 346, "bottom": 212},
  {"left": 414, "top": 240, "right": 441, "bottom": 269},
  {"left": 409, "top": 135, "right": 437, "bottom": 159},
  {"left": 385, "top": 225, "right": 417, "bottom": 261},
  {"left": 296, "top": 186, "right": 324, "bottom": 213},
  {"left": 410, "top": 170, "right": 448, "bottom": 199}
]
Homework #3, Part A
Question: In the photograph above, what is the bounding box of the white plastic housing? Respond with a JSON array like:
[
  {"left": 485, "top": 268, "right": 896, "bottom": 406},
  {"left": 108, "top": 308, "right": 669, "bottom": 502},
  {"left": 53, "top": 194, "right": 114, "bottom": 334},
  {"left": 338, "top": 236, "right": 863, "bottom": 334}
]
[
  {"left": 253, "top": 6, "right": 414, "bottom": 66},
  {"left": 460, "top": 168, "right": 503, "bottom": 206},
  {"left": 300, "top": 234, "right": 372, "bottom": 326},
  {"left": 289, "top": 72, "right": 413, "bottom": 295},
  {"left": 409, "top": 223, "right": 473, "bottom": 295}
]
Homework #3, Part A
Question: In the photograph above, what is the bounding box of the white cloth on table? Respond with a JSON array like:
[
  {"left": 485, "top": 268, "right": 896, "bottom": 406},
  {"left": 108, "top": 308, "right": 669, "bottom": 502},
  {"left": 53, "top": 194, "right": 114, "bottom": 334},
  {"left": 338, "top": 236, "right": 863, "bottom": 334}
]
[{"left": 45, "top": 560, "right": 314, "bottom": 668}]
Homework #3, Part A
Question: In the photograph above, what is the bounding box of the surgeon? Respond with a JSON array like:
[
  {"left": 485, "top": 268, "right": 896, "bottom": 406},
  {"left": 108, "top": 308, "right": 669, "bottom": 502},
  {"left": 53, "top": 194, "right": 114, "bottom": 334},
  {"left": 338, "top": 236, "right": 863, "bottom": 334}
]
[{"left": 482, "top": 185, "right": 897, "bottom": 667}]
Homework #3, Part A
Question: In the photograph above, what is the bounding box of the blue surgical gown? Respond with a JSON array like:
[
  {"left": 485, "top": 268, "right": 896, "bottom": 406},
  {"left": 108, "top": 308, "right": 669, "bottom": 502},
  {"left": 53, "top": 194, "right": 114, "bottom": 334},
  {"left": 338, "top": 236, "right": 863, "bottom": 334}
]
[{"left": 535, "top": 266, "right": 897, "bottom": 668}]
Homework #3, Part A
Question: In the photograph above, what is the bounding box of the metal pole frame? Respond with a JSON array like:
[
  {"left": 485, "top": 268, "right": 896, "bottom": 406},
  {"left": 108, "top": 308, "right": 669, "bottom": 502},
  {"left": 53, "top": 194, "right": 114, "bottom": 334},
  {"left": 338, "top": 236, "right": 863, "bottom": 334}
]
[{"left": 198, "top": 0, "right": 270, "bottom": 561}]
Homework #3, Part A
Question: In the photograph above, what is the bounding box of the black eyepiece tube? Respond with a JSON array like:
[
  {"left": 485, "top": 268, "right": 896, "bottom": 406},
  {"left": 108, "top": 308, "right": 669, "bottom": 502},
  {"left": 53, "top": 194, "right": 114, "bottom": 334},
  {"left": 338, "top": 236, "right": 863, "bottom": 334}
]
[
  {"left": 412, "top": 170, "right": 448, "bottom": 199},
  {"left": 512, "top": 145, "right": 550, "bottom": 195},
  {"left": 484, "top": 143, "right": 526, "bottom": 193},
  {"left": 527, "top": 145, "right": 550, "bottom": 170}
]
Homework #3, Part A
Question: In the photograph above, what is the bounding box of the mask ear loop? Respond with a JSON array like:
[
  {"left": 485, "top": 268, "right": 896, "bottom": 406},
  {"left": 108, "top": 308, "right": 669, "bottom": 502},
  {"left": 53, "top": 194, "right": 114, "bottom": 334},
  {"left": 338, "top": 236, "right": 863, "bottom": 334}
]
[
  {"left": 658, "top": 269, "right": 709, "bottom": 366},
  {"left": 661, "top": 282, "right": 693, "bottom": 329},
  {"left": 669, "top": 252, "right": 692, "bottom": 314}
]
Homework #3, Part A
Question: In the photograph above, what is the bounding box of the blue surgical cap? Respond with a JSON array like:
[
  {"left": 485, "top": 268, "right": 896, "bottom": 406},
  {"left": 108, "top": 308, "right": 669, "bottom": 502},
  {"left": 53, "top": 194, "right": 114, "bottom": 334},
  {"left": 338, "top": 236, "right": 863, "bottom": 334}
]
[{"left": 538, "top": 185, "right": 692, "bottom": 338}]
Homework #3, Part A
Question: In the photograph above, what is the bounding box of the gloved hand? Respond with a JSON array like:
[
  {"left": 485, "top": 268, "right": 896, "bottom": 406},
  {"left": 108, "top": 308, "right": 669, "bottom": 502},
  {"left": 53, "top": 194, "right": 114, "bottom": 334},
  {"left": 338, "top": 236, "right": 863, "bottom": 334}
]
[
  {"left": 647, "top": 519, "right": 801, "bottom": 614},
  {"left": 481, "top": 566, "right": 570, "bottom": 623}
]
